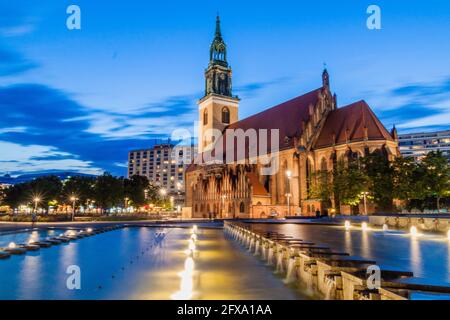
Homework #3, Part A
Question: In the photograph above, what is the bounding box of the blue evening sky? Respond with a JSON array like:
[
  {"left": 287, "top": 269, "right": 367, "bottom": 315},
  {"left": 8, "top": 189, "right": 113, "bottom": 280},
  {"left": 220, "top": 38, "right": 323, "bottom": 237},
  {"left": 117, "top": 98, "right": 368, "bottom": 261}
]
[{"left": 0, "top": 0, "right": 449, "bottom": 176}]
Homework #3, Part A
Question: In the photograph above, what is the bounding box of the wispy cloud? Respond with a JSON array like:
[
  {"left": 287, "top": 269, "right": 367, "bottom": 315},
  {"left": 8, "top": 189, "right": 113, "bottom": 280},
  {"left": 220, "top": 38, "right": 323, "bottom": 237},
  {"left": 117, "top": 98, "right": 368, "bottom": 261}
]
[
  {"left": 369, "top": 77, "right": 450, "bottom": 131},
  {"left": 0, "top": 46, "right": 37, "bottom": 76}
]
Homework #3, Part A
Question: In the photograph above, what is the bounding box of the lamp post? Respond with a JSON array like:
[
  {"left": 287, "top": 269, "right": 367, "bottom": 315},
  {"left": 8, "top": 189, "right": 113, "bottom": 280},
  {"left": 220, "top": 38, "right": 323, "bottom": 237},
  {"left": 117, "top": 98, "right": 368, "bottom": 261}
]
[
  {"left": 286, "top": 170, "right": 292, "bottom": 216},
  {"left": 33, "top": 197, "right": 40, "bottom": 214},
  {"left": 70, "top": 196, "right": 78, "bottom": 221},
  {"left": 124, "top": 197, "right": 129, "bottom": 213},
  {"left": 221, "top": 195, "right": 226, "bottom": 219},
  {"left": 362, "top": 192, "right": 369, "bottom": 216}
]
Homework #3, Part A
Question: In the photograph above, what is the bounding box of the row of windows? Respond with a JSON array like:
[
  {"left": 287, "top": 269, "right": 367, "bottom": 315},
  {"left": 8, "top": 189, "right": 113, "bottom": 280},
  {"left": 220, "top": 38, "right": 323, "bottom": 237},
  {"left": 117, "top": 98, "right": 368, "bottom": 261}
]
[{"left": 203, "top": 107, "right": 230, "bottom": 125}]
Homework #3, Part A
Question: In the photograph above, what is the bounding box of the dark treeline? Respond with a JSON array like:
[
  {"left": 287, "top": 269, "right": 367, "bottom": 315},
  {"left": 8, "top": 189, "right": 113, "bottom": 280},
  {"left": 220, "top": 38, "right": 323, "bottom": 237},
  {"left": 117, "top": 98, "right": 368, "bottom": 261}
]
[
  {"left": 0, "top": 173, "right": 166, "bottom": 213},
  {"left": 309, "top": 151, "right": 450, "bottom": 214}
]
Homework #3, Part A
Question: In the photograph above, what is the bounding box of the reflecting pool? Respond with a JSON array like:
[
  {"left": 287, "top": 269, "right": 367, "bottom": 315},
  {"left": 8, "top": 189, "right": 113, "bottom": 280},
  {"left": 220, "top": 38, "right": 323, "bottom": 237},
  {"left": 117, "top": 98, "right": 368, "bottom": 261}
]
[
  {"left": 0, "top": 228, "right": 65, "bottom": 248},
  {"left": 0, "top": 227, "right": 303, "bottom": 300},
  {"left": 246, "top": 223, "right": 450, "bottom": 286}
]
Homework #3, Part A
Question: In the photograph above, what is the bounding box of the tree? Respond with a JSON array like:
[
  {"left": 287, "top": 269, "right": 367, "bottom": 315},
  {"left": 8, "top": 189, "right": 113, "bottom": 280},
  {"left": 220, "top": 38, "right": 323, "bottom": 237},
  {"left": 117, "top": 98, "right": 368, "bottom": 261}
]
[
  {"left": 392, "top": 156, "right": 427, "bottom": 211},
  {"left": 308, "top": 170, "right": 332, "bottom": 207},
  {"left": 124, "top": 175, "right": 151, "bottom": 207},
  {"left": 93, "top": 173, "right": 124, "bottom": 213},
  {"left": 62, "top": 176, "right": 96, "bottom": 206},
  {"left": 332, "top": 159, "right": 368, "bottom": 214},
  {"left": 28, "top": 176, "right": 63, "bottom": 212},
  {"left": 422, "top": 151, "right": 450, "bottom": 211},
  {"left": 363, "top": 152, "right": 394, "bottom": 211},
  {"left": 3, "top": 183, "right": 29, "bottom": 209}
]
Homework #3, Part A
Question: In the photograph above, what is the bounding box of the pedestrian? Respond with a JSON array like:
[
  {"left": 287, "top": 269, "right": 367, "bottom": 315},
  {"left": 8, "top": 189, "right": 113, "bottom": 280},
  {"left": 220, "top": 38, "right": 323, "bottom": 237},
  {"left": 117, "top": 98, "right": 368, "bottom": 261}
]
[{"left": 31, "top": 212, "right": 37, "bottom": 227}]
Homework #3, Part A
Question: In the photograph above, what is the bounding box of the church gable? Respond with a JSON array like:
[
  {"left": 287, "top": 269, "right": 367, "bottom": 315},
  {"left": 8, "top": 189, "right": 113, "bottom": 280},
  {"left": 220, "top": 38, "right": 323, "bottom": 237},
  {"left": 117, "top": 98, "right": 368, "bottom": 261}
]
[{"left": 314, "top": 100, "right": 394, "bottom": 149}]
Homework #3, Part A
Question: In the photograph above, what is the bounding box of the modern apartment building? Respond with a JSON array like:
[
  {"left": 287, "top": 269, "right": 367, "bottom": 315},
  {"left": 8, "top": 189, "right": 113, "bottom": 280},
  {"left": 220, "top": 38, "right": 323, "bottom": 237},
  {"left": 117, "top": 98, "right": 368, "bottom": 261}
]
[
  {"left": 128, "top": 143, "right": 197, "bottom": 205},
  {"left": 398, "top": 129, "right": 450, "bottom": 161}
]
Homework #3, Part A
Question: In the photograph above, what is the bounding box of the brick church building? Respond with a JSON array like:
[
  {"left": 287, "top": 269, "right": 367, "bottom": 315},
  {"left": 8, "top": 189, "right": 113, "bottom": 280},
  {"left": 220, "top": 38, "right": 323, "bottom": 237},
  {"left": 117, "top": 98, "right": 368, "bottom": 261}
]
[{"left": 184, "top": 16, "right": 399, "bottom": 219}]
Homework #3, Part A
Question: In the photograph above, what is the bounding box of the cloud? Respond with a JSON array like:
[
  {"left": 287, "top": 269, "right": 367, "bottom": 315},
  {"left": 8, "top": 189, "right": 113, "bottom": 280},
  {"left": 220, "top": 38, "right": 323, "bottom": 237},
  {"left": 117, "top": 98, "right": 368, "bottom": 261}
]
[
  {"left": 371, "top": 77, "right": 450, "bottom": 131},
  {"left": 0, "top": 141, "right": 102, "bottom": 176},
  {"left": 0, "top": 77, "right": 298, "bottom": 176},
  {"left": 235, "top": 77, "right": 292, "bottom": 99},
  {"left": 0, "top": 83, "right": 198, "bottom": 176},
  {"left": 0, "top": 46, "right": 37, "bottom": 76}
]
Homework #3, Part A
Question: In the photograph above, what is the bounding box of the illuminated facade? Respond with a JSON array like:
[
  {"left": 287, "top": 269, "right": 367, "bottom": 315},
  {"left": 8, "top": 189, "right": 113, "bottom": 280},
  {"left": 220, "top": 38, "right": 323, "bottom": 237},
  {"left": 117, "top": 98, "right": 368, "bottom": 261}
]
[
  {"left": 398, "top": 130, "right": 450, "bottom": 161},
  {"left": 184, "top": 17, "right": 399, "bottom": 218}
]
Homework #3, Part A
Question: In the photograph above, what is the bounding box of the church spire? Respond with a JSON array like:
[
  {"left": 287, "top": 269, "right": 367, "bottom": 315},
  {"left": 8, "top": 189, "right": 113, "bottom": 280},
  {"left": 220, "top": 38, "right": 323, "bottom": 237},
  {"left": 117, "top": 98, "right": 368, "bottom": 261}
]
[
  {"left": 210, "top": 14, "right": 227, "bottom": 67},
  {"left": 204, "top": 15, "right": 232, "bottom": 97},
  {"left": 215, "top": 14, "right": 222, "bottom": 38},
  {"left": 322, "top": 66, "right": 330, "bottom": 88}
]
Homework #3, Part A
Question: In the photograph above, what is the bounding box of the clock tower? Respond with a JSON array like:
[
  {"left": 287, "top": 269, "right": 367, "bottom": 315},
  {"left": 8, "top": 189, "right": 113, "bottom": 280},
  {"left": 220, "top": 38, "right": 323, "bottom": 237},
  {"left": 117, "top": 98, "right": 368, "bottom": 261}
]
[{"left": 198, "top": 15, "right": 240, "bottom": 153}]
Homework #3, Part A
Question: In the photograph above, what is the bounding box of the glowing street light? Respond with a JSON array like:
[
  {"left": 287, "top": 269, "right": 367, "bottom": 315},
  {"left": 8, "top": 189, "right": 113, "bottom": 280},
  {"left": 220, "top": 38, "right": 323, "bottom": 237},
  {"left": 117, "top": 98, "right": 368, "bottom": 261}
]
[
  {"left": 33, "top": 197, "right": 41, "bottom": 213},
  {"left": 361, "top": 191, "right": 370, "bottom": 215},
  {"left": 285, "top": 170, "right": 292, "bottom": 216},
  {"left": 70, "top": 196, "right": 78, "bottom": 221}
]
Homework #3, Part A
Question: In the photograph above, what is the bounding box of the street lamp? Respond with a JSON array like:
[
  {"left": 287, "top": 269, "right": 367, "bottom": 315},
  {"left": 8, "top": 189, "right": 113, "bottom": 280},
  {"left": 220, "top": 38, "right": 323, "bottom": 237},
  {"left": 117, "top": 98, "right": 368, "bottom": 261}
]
[
  {"left": 33, "top": 197, "right": 40, "bottom": 213},
  {"left": 70, "top": 196, "right": 78, "bottom": 221},
  {"left": 361, "top": 192, "right": 369, "bottom": 216},
  {"left": 221, "top": 195, "right": 226, "bottom": 219},
  {"left": 285, "top": 170, "right": 292, "bottom": 216},
  {"left": 124, "top": 197, "right": 129, "bottom": 211}
]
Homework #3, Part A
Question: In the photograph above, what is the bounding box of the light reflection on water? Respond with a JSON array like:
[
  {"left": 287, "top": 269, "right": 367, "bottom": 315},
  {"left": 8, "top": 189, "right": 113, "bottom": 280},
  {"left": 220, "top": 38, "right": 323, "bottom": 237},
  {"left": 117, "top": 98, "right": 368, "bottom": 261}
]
[
  {"left": 0, "top": 227, "right": 301, "bottom": 300},
  {"left": 248, "top": 223, "right": 450, "bottom": 286}
]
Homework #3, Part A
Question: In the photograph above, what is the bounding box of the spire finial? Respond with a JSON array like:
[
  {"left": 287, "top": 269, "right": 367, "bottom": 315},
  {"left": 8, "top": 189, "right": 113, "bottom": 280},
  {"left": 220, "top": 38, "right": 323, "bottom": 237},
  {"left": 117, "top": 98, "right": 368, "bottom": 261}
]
[
  {"left": 322, "top": 65, "right": 330, "bottom": 87},
  {"left": 215, "top": 14, "right": 221, "bottom": 37}
]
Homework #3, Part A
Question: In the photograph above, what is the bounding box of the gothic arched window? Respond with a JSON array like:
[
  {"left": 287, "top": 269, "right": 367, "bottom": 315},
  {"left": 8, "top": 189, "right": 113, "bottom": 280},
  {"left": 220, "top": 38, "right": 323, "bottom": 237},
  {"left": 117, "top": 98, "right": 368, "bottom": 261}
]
[
  {"left": 321, "top": 158, "right": 328, "bottom": 172},
  {"left": 203, "top": 109, "right": 208, "bottom": 125},
  {"left": 239, "top": 202, "right": 245, "bottom": 213},
  {"left": 222, "top": 107, "right": 230, "bottom": 124}
]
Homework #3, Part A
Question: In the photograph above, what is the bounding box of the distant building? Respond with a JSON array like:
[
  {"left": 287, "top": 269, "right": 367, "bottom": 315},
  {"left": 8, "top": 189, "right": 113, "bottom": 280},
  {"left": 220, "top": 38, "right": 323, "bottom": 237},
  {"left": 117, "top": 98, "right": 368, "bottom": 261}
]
[
  {"left": 128, "top": 143, "right": 198, "bottom": 206},
  {"left": 398, "top": 130, "right": 450, "bottom": 161}
]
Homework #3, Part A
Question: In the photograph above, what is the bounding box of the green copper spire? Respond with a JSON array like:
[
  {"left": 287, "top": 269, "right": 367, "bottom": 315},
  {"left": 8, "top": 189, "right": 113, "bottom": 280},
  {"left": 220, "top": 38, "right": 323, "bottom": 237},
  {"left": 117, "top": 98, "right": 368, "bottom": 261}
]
[
  {"left": 215, "top": 15, "right": 222, "bottom": 38},
  {"left": 210, "top": 15, "right": 227, "bottom": 66}
]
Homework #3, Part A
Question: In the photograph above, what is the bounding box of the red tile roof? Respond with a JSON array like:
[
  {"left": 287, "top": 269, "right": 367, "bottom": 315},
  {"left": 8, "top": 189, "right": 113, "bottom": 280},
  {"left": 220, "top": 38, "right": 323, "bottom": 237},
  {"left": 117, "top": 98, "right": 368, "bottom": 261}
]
[
  {"left": 187, "top": 92, "right": 393, "bottom": 173},
  {"left": 227, "top": 87, "right": 323, "bottom": 148},
  {"left": 246, "top": 172, "right": 269, "bottom": 196},
  {"left": 314, "top": 100, "right": 394, "bottom": 149},
  {"left": 187, "top": 87, "right": 324, "bottom": 170}
]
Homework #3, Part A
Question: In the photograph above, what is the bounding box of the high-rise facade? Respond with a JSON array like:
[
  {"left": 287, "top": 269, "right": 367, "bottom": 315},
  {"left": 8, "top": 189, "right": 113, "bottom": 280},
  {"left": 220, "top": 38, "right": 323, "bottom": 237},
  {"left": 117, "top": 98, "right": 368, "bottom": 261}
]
[
  {"left": 128, "top": 143, "right": 197, "bottom": 204},
  {"left": 398, "top": 130, "right": 450, "bottom": 161}
]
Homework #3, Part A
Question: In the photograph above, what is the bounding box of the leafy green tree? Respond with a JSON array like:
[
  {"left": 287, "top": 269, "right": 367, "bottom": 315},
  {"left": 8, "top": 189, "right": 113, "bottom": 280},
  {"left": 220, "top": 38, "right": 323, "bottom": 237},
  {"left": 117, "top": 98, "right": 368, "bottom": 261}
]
[
  {"left": 62, "top": 176, "right": 96, "bottom": 206},
  {"left": 392, "top": 156, "right": 427, "bottom": 211},
  {"left": 422, "top": 151, "right": 450, "bottom": 211},
  {"left": 28, "top": 176, "right": 63, "bottom": 212},
  {"left": 308, "top": 170, "right": 332, "bottom": 207},
  {"left": 124, "top": 175, "right": 151, "bottom": 207},
  {"left": 93, "top": 173, "right": 124, "bottom": 213},
  {"left": 333, "top": 159, "right": 368, "bottom": 214},
  {"left": 3, "top": 183, "right": 30, "bottom": 209},
  {"left": 363, "top": 152, "right": 394, "bottom": 211}
]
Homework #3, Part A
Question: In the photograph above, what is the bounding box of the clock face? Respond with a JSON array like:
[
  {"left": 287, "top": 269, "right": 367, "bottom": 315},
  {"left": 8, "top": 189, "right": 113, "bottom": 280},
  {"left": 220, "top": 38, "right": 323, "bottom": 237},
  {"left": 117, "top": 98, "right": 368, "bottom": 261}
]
[{"left": 220, "top": 73, "right": 226, "bottom": 80}]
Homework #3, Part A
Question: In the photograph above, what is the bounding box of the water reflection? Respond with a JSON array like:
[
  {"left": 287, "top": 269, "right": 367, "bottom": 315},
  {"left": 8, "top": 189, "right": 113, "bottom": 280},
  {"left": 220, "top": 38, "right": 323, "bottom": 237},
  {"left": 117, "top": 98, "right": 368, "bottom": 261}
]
[
  {"left": 361, "top": 228, "right": 370, "bottom": 258},
  {"left": 249, "top": 223, "right": 450, "bottom": 286},
  {"left": 172, "top": 257, "right": 195, "bottom": 300},
  {"left": 410, "top": 237, "right": 422, "bottom": 276}
]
